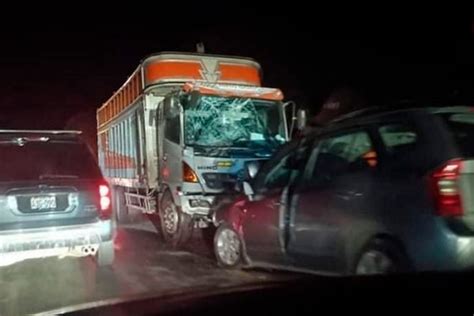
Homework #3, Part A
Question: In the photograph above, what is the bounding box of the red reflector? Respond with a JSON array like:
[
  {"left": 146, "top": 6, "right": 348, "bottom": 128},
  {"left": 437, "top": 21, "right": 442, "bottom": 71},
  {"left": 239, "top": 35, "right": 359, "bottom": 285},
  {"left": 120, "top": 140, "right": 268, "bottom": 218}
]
[{"left": 429, "top": 159, "right": 463, "bottom": 217}]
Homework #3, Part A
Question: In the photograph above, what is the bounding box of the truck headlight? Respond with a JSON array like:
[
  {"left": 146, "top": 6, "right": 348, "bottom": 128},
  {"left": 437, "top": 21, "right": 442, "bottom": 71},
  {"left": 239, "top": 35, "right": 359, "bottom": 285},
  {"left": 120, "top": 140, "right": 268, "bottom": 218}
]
[{"left": 189, "top": 199, "right": 211, "bottom": 208}]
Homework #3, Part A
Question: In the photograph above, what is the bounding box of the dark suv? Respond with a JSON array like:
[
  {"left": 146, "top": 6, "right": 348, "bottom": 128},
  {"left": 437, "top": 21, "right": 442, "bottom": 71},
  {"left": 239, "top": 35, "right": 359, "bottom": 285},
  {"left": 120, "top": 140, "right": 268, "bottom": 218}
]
[
  {"left": 213, "top": 106, "right": 474, "bottom": 275},
  {"left": 0, "top": 130, "right": 114, "bottom": 267}
]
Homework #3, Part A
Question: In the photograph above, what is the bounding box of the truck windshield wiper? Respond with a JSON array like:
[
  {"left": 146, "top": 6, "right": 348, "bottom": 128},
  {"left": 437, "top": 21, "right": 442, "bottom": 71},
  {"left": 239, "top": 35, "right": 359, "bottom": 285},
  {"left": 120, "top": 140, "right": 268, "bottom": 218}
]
[{"left": 39, "top": 174, "right": 79, "bottom": 180}]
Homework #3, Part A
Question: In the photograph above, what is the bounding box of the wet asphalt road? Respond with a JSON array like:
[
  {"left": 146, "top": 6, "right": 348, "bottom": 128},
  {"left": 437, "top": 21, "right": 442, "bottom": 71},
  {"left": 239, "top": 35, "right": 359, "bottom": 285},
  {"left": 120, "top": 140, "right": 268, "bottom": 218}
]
[{"left": 0, "top": 214, "right": 291, "bottom": 315}]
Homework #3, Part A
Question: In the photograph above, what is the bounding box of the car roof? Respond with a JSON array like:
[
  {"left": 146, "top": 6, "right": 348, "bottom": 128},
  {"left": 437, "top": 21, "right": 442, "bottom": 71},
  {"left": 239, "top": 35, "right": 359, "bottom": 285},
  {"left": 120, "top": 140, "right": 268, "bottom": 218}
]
[
  {"left": 0, "top": 130, "right": 82, "bottom": 141},
  {"left": 303, "top": 105, "right": 474, "bottom": 139},
  {"left": 331, "top": 105, "right": 474, "bottom": 124},
  {"left": 0, "top": 130, "right": 81, "bottom": 135}
]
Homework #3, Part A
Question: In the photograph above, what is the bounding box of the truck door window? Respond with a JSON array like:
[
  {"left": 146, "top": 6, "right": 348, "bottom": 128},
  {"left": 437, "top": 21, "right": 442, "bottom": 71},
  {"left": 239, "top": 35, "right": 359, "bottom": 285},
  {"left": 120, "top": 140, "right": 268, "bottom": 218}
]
[{"left": 165, "top": 115, "right": 180, "bottom": 144}]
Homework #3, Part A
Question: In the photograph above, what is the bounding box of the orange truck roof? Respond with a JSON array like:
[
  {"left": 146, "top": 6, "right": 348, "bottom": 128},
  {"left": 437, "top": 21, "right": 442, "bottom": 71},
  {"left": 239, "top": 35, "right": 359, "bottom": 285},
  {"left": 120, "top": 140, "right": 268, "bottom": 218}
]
[{"left": 142, "top": 52, "right": 262, "bottom": 87}]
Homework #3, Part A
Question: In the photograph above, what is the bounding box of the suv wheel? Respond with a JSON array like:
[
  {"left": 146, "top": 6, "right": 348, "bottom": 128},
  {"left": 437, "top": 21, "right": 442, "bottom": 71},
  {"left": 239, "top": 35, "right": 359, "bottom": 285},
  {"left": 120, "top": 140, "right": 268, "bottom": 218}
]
[
  {"left": 354, "top": 240, "right": 409, "bottom": 275},
  {"left": 214, "top": 224, "right": 243, "bottom": 268}
]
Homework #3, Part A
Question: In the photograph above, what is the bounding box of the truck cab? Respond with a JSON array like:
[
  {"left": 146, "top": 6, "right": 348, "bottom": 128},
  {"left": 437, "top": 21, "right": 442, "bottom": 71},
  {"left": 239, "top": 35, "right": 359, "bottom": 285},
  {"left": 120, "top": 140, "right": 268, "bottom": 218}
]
[{"left": 157, "top": 83, "right": 289, "bottom": 243}]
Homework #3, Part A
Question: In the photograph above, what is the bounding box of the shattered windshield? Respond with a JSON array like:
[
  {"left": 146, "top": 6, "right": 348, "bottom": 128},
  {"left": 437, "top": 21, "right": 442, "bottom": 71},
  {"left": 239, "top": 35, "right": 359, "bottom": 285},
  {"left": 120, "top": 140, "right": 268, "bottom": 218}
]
[{"left": 184, "top": 95, "right": 285, "bottom": 148}]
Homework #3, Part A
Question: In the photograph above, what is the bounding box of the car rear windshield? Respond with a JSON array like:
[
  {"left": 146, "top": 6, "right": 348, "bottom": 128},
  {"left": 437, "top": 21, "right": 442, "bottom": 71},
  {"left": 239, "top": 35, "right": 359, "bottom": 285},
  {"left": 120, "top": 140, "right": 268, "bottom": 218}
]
[
  {"left": 0, "top": 140, "right": 101, "bottom": 181},
  {"left": 440, "top": 113, "right": 474, "bottom": 157}
]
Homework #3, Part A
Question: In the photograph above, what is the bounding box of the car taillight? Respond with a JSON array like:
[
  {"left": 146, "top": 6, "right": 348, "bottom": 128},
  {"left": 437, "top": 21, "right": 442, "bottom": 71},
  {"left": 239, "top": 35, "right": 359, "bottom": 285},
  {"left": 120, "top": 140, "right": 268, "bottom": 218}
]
[
  {"left": 429, "top": 159, "right": 463, "bottom": 217},
  {"left": 99, "top": 183, "right": 112, "bottom": 219},
  {"left": 183, "top": 162, "right": 198, "bottom": 183}
]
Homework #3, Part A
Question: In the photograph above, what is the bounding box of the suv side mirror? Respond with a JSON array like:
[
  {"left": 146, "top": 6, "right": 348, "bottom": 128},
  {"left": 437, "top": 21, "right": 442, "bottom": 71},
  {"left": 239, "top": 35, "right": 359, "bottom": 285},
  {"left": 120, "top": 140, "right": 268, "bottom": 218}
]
[
  {"left": 245, "top": 161, "right": 261, "bottom": 180},
  {"left": 296, "top": 109, "right": 307, "bottom": 131},
  {"left": 285, "top": 154, "right": 300, "bottom": 170}
]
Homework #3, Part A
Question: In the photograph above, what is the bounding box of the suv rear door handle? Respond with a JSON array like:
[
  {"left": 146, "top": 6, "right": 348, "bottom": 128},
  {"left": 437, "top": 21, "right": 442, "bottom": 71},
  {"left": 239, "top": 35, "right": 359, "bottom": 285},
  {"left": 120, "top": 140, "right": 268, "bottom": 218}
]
[
  {"left": 162, "top": 154, "right": 168, "bottom": 161},
  {"left": 270, "top": 201, "right": 284, "bottom": 207},
  {"left": 335, "top": 190, "right": 363, "bottom": 200}
]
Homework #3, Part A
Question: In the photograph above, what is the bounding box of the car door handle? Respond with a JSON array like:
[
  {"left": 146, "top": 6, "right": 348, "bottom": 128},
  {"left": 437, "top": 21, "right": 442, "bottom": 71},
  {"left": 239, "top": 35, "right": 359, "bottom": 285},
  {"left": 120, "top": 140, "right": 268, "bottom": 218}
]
[
  {"left": 335, "top": 190, "right": 363, "bottom": 200},
  {"left": 162, "top": 154, "right": 168, "bottom": 161},
  {"left": 269, "top": 201, "right": 284, "bottom": 207}
]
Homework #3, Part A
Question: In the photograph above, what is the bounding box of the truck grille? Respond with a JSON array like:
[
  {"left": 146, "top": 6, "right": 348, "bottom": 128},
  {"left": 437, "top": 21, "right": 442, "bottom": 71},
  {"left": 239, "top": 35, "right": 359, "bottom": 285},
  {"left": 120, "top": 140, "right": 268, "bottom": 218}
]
[{"left": 202, "top": 173, "right": 238, "bottom": 189}]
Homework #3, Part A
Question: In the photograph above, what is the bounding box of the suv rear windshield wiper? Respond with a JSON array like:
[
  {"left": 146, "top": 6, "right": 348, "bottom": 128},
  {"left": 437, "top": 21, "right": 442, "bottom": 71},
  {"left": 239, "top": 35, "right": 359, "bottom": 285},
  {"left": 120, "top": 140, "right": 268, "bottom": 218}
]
[
  {"left": 0, "top": 137, "right": 50, "bottom": 146},
  {"left": 39, "top": 174, "right": 79, "bottom": 180}
]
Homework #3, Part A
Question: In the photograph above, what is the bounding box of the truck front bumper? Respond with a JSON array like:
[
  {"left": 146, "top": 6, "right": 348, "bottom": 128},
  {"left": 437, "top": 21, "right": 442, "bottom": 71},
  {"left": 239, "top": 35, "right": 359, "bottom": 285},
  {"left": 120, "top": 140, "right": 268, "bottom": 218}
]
[{"left": 179, "top": 194, "right": 216, "bottom": 216}]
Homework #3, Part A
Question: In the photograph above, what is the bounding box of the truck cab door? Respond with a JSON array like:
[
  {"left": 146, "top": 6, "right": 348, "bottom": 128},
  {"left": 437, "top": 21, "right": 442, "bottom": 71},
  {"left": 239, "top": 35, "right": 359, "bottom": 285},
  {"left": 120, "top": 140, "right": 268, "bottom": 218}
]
[{"left": 158, "top": 97, "right": 183, "bottom": 189}]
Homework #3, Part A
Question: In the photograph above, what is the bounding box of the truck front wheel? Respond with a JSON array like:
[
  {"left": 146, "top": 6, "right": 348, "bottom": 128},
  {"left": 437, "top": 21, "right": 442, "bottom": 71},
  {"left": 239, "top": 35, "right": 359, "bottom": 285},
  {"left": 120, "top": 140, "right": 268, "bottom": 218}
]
[{"left": 159, "top": 191, "right": 193, "bottom": 248}]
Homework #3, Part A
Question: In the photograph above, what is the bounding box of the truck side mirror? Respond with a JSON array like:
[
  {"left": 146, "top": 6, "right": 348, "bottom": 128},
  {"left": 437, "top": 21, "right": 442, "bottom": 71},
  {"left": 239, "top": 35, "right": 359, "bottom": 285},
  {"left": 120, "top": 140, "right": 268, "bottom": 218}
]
[
  {"left": 164, "top": 96, "right": 179, "bottom": 119},
  {"left": 188, "top": 91, "right": 201, "bottom": 108},
  {"left": 296, "top": 109, "right": 307, "bottom": 131}
]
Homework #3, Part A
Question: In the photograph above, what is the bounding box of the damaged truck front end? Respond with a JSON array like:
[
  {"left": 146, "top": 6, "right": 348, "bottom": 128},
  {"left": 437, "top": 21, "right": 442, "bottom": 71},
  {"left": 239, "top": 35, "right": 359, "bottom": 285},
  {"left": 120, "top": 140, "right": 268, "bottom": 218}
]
[{"left": 157, "top": 83, "right": 289, "bottom": 242}]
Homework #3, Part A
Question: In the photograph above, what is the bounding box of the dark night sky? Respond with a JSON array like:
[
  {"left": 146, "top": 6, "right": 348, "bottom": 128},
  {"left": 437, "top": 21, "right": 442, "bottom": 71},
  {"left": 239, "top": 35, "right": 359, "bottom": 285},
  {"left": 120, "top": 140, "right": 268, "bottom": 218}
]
[{"left": 0, "top": 5, "right": 473, "bottom": 129}]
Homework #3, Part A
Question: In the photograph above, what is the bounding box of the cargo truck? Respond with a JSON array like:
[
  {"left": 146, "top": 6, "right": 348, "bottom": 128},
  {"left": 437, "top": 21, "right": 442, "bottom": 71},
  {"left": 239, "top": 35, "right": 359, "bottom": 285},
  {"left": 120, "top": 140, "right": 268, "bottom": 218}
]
[{"left": 97, "top": 52, "right": 301, "bottom": 246}]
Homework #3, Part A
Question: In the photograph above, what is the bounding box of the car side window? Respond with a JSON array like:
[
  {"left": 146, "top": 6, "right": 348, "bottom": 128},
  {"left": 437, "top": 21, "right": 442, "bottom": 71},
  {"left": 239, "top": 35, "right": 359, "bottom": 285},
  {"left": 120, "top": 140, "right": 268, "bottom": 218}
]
[
  {"left": 379, "top": 124, "right": 418, "bottom": 153},
  {"left": 378, "top": 123, "right": 421, "bottom": 171},
  {"left": 261, "top": 141, "right": 310, "bottom": 191},
  {"left": 165, "top": 115, "right": 180, "bottom": 144},
  {"left": 308, "top": 131, "right": 377, "bottom": 186}
]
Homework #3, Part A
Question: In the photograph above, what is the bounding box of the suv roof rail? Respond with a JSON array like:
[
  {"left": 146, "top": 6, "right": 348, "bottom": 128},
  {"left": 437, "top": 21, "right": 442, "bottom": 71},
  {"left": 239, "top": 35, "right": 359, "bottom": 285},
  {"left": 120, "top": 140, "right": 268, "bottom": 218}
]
[
  {"left": 0, "top": 130, "right": 82, "bottom": 134},
  {"left": 329, "top": 106, "right": 387, "bottom": 123},
  {"left": 329, "top": 103, "right": 427, "bottom": 124}
]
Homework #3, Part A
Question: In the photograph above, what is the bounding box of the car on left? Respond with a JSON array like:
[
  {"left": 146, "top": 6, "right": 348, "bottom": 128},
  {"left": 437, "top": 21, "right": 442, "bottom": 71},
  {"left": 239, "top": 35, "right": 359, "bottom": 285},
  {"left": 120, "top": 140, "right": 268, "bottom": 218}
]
[{"left": 0, "top": 130, "right": 114, "bottom": 267}]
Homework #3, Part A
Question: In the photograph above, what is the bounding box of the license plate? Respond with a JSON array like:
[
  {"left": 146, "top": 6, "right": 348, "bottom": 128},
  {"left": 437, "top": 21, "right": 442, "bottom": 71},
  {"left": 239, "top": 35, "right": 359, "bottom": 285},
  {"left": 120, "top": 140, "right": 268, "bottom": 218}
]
[{"left": 30, "top": 196, "right": 56, "bottom": 210}]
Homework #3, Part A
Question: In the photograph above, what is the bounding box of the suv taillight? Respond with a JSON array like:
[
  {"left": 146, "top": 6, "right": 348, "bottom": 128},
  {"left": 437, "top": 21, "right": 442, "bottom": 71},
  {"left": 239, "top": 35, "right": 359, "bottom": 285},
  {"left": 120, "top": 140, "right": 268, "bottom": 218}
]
[
  {"left": 429, "top": 159, "right": 463, "bottom": 217},
  {"left": 99, "top": 183, "right": 112, "bottom": 219}
]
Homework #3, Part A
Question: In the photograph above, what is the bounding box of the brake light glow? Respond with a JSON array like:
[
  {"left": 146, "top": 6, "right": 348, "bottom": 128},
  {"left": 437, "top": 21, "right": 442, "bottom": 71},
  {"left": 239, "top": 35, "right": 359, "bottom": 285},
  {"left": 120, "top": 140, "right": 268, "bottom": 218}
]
[
  {"left": 99, "top": 184, "right": 110, "bottom": 197},
  {"left": 99, "top": 183, "right": 111, "bottom": 218},
  {"left": 429, "top": 159, "right": 463, "bottom": 217}
]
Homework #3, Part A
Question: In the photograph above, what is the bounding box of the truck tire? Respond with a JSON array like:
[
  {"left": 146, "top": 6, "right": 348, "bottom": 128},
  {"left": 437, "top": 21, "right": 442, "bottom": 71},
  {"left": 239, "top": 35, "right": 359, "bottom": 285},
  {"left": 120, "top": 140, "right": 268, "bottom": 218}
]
[
  {"left": 97, "top": 240, "right": 115, "bottom": 267},
  {"left": 114, "top": 186, "right": 129, "bottom": 224},
  {"left": 159, "top": 190, "right": 193, "bottom": 248}
]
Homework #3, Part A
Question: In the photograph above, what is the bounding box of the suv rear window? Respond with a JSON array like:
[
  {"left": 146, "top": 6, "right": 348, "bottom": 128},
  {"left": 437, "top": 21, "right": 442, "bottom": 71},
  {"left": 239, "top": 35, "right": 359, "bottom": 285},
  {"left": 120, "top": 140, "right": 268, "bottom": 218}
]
[
  {"left": 0, "top": 140, "right": 101, "bottom": 181},
  {"left": 441, "top": 113, "right": 474, "bottom": 157}
]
